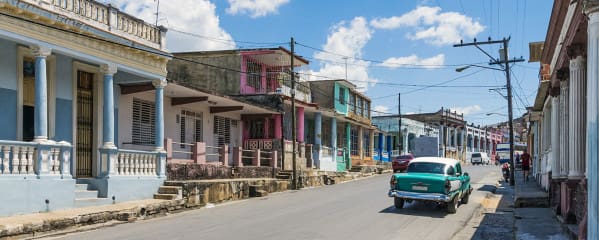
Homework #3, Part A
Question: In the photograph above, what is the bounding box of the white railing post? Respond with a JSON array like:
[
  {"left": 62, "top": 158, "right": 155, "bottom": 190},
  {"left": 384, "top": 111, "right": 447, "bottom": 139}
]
[{"left": 59, "top": 141, "right": 72, "bottom": 178}]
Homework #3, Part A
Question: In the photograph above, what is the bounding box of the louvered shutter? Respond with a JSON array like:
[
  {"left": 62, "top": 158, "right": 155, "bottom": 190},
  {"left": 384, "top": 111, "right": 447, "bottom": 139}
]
[{"left": 132, "top": 98, "right": 155, "bottom": 145}]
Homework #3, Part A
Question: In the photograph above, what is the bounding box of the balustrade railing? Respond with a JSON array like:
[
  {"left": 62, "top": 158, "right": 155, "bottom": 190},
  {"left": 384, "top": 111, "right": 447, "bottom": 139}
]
[
  {"left": 0, "top": 140, "right": 72, "bottom": 177},
  {"left": 244, "top": 139, "right": 274, "bottom": 150},
  {"left": 116, "top": 149, "right": 157, "bottom": 176},
  {"left": 16, "top": 0, "right": 165, "bottom": 49},
  {"left": 205, "top": 145, "right": 222, "bottom": 163}
]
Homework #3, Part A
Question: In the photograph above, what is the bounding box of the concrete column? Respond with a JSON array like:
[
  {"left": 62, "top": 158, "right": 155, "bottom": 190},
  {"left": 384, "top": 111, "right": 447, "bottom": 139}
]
[
  {"left": 101, "top": 64, "right": 117, "bottom": 149},
  {"left": 31, "top": 45, "right": 51, "bottom": 142},
  {"left": 453, "top": 127, "right": 458, "bottom": 148},
  {"left": 331, "top": 117, "right": 337, "bottom": 149},
  {"left": 274, "top": 114, "right": 282, "bottom": 139},
  {"left": 153, "top": 79, "right": 167, "bottom": 151},
  {"left": 402, "top": 129, "right": 408, "bottom": 154},
  {"left": 358, "top": 127, "right": 364, "bottom": 159},
  {"left": 297, "top": 107, "right": 304, "bottom": 142},
  {"left": 551, "top": 96, "right": 560, "bottom": 177},
  {"left": 314, "top": 113, "right": 322, "bottom": 147},
  {"left": 569, "top": 55, "right": 586, "bottom": 179},
  {"left": 438, "top": 125, "right": 444, "bottom": 156},
  {"left": 377, "top": 132, "right": 384, "bottom": 160},
  {"left": 559, "top": 77, "right": 569, "bottom": 178},
  {"left": 586, "top": 6, "right": 599, "bottom": 237}
]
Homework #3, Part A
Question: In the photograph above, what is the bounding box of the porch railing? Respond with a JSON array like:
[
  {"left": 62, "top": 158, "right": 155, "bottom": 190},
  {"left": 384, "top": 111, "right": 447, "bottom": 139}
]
[
  {"left": 205, "top": 145, "right": 222, "bottom": 163},
  {"left": 244, "top": 139, "right": 274, "bottom": 150},
  {"left": 115, "top": 149, "right": 157, "bottom": 176},
  {"left": 0, "top": 140, "right": 72, "bottom": 177},
  {"left": 321, "top": 146, "right": 332, "bottom": 157}
]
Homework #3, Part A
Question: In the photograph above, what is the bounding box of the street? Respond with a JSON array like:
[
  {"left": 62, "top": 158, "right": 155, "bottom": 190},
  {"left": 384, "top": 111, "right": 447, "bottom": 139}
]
[{"left": 56, "top": 165, "right": 500, "bottom": 240}]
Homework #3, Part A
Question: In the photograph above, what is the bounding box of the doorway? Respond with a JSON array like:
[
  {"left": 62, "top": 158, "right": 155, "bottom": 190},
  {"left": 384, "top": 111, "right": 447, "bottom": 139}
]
[{"left": 76, "top": 70, "right": 94, "bottom": 177}]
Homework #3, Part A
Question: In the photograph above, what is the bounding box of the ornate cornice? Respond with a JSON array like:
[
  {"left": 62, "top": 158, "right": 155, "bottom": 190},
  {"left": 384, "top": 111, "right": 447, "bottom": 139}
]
[
  {"left": 100, "top": 63, "right": 118, "bottom": 75},
  {"left": 0, "top": 9, "right": 168, "bottom": 76}
]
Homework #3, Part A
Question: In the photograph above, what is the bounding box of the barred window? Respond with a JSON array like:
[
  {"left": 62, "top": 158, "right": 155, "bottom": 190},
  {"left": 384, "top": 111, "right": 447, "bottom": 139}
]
[
  {"left": 364, "top": 131, "right": 371, "bottom": 156},
  {"left": 338, "top": 88, "right": 346, "bottom": 104},
  {"left": 350, "top": 127, "right": 359, "bottom": 156},
  {"left": 132, "top": 98, "right": 155, "bottom": 145},
  {"left": 180, "top": 110, "right": 202, "bottom": 146},
  {"left": 246, "top": 58, "right": 262, "bottom": 89}
]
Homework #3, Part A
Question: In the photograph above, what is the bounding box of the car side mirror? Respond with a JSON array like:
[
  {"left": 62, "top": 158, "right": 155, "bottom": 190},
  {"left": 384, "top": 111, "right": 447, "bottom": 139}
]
[{"left": 463, "top": 172, "right": 469, "bottom": 177}]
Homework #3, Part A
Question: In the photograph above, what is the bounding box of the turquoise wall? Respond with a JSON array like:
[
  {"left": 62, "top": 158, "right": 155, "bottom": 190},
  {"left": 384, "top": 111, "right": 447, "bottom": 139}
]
[{"left": 333, "top": 82, "right": 348, "bottom": 115}]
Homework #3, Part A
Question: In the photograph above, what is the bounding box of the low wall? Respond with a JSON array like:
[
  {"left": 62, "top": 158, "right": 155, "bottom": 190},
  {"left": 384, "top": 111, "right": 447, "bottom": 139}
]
[
  {"left": 164, "top": 179, "right": 290, "bottom": 207},
  {"left": 166, "top": 163, "right": 278, "bottom": 181}
]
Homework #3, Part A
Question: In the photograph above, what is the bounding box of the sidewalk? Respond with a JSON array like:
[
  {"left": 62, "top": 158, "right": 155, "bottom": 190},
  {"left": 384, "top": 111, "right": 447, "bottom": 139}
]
[{"left": 453, "top": 169, "right": 570, "bottom": 240}]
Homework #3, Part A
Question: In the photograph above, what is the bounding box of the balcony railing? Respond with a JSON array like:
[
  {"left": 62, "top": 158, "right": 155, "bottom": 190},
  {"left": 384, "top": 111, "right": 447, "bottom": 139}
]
[
  {"left": 244, "top": 139, "right": 275, "bottom": 150},
  {"left": 19, "top": 0, "right": 166, "bottom": 50}
]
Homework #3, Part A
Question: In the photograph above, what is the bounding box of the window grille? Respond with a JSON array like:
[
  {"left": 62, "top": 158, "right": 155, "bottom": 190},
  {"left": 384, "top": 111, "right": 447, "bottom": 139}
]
[
  {"left": 351, "top": 127, "right": 359, "bottom": 156},
  {"left": 179, "top": 110, "right": 203, "bottom": 147},
  {"left": 246, "top": 58, "right": 262, "bottom": 89},
  {"left": 132, "top": 98, "right": 155, "bottom": 145}
]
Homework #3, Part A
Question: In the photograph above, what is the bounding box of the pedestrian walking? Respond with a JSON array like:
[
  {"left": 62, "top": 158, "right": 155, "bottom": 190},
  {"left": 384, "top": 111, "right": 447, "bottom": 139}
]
[{"left": 521, "top": 149, "right": 531, "bottom": 182}]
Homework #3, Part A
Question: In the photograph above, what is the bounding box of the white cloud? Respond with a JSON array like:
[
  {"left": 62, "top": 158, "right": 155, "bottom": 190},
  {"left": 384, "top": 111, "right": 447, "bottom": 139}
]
[
  {"left": 305, "top": 17, "right": 378, "bottom": 91},
  {"left": 373, "top": 105, "right": 390, "bottom": 116},
  {"left": 380, "top": 54, "right": 445, "bottom": 69},
  {"left": 451, "top": 105, "right": 481, "bottom": 116},
  {"left": 226, "top": 0, "right": 289, "bottom": 18},
  {"left": 370, "top": 6, "right": 485, "bottom": 46},
  {"left": 109, "top": 0, "right": 235, "bottom": 51}
]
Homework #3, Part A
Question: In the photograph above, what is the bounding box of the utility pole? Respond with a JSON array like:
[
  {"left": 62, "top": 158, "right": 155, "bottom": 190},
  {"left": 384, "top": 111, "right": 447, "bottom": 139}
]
[
  {"left": 454, "top": 37, "right": 524, "bottom": 186},
  {"left": 154, "top": 0, "right": 160, "bottom": 26},
  {"left": 398, "top": 92, "right": 402, "bottom": 155},
  {"left": 290, "top": 37, "right": 298, "bottom": 190}
]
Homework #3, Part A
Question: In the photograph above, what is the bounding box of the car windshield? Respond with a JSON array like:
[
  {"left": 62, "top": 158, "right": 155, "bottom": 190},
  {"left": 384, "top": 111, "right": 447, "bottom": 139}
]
[
  {"left": 472, "top": 153, "right": 481, "bottom": 157},
  {"left": 407, "top": 162, "right": 447, "bottom": 174}
]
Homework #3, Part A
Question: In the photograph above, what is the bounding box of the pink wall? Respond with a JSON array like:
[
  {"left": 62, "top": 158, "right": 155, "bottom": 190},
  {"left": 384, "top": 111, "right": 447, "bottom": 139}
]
[
  {"left": 297, "top": 107, "right": 304, "bottom": 142},
  {"left": 264, "top": 117, "right": 270, "bottom": 138},
  {"left": 274, "top": 114, "right": 282, "bottom": 138}
]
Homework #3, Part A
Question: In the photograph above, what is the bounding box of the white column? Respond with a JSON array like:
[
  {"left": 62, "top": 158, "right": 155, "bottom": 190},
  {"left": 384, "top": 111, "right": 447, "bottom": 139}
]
[
  {"left": 559, "top": 79, "right": 569, "bottom": 178},
  {"left": 551, "top": 96, "right": 560, "bottom": 177},
  {"left": 569, "top": 56, "right": 586, "bottom": 179},
  {"left": 586, "top": 6, "right": 599, "bottom": 237}
]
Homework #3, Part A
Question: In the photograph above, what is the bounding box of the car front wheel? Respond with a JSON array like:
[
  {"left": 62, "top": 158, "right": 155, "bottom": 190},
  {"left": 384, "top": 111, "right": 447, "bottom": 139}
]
[
  {"left": 447, "top": 196, "right": 458, "bottom": 214},
  {"left": 394, "top": 197, "right": 405, "bottom": 209}
]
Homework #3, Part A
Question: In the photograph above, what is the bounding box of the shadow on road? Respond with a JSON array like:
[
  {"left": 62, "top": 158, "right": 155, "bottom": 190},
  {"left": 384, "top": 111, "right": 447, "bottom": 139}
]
[
  {"left": 467, "top": 180, "right": 515, "bottom": 240},
  {"left": 477, "top": 184, "right": 497, "bottom": 193},
  {"left": 378, "top": 201, "right": 449, "bottom": 218}
]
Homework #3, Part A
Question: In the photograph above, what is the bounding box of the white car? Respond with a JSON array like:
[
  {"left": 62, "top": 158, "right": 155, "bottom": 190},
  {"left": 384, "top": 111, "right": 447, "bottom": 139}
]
[{"left": 471, "top": 152, "right": 490, "bottom": 165}]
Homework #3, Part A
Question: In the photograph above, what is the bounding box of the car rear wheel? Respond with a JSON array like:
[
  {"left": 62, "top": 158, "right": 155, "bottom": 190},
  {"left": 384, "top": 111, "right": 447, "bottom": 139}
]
[
  {"left": 394, "top": 197, "right": 405, "bottom": 209},
  {"left": 461, "top": 191, "right": 470, "bottom": 204},
  {"left": 447, "top": 196, "right": 458, "bottom": 214}
]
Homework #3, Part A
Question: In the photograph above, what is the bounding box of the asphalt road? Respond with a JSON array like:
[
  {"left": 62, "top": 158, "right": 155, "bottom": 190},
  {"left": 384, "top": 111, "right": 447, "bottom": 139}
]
[{"left": 56, "top": 165, "right": 500, "bottom": 240}]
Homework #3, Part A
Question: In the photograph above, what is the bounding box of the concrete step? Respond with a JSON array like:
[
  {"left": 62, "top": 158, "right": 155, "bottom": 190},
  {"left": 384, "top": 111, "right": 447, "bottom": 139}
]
[
  {"left": 75, "top": 184, "right": 89, "bottom": 191},
  {"left": 74, "top": 190, "right": 99, "bottom": 199},
  {"left": 253, "top": 190, "right": 268, "bottom": 197},
  {"left": 153, "top": 193, "right": 178, "bottom": 200},
  {"left": 158, "top": 186, "right": 182, "bottom": 195},
  {"left": 74, "top": 198, "right": 112, "bottom": 208}
]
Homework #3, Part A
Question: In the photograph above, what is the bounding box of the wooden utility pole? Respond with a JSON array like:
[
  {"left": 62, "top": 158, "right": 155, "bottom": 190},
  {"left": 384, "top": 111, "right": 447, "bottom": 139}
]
[
  {"left": 290, "top": 37, "right": 298, "bottom": 190},
  {"left": 454, "top": 37, "right": 524, "bottom": 186}
]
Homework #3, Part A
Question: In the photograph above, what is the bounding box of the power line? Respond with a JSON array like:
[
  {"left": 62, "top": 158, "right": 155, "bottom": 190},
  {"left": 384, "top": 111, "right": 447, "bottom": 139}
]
[
  {"left": 294, "top": 41, "right": 489, "bottom": 68},
  {"left": 169, "top": 28, "right": 289, "bottom": 47}
]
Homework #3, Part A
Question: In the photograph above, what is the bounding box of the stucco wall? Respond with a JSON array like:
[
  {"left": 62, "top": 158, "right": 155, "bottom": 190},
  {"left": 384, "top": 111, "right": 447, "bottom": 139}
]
[
  {"left": 334, "top": 82, "right": 349, "bottom": 115},
  {"left": 0, "top": 179, "right": 76, "bottom": 217},
  {"left": 167, "top": 53, "right": 241, "bottom": 95},
  {"left": 0, "top": 38, "right": 18, "bottom": 140}
]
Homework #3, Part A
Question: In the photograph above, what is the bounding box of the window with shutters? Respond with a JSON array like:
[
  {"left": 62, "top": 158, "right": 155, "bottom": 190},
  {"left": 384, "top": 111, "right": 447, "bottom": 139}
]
[
  {"left": 214, "top": 116, "right": 235, "bottom": 147},
  {"left": 132, "top": 98, "right": 155, "bottom": 145},
  {"left": 180, "top": 110, "right": 202, "bottom": 147}
]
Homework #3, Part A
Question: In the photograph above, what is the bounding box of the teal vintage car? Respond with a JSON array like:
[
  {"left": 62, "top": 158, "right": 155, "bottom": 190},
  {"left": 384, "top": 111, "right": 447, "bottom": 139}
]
[{"left": 387, "top": 157, "right": 472, "bottom": 214}]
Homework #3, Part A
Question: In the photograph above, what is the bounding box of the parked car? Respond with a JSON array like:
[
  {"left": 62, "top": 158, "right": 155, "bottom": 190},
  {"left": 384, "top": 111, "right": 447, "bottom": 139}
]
[
  {"left": 391, "top": 154, "right": 415, "bottom": 172},
  {"left": 388, "top": 157, "right": 472, "bottom": 214},
  {"left": 470, "top": 152, "right": 490, "bottom": 165}
]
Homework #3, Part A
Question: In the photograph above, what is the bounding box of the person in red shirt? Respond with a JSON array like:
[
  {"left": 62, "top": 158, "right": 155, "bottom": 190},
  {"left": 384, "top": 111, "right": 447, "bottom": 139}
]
[{"left": 521, "top": 149, "right": 531, "bottom": 182}]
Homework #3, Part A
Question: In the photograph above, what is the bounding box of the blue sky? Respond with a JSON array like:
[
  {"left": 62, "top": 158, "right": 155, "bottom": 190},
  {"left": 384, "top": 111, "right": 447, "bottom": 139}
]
[{"left": 111, "top": 0, "right": 552, "bottom": 126}]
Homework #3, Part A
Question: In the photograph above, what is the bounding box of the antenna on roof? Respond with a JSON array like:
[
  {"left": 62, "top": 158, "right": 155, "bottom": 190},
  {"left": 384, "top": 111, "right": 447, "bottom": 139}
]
[{"left": 154, "top": 0, "right": 160, "bottom": 26}]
